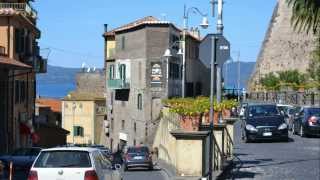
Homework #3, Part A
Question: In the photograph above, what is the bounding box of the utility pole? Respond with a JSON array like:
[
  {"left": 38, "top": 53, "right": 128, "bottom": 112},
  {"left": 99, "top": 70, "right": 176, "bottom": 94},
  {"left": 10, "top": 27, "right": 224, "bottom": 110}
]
[{"left": 237, "top": 51, "right": 241, "bottom": 102}]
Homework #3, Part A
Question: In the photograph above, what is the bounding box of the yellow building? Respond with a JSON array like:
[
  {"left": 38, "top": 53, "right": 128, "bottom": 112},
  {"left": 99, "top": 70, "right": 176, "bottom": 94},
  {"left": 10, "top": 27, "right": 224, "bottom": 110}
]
[{"left": 62, "top": 92, "right": 106, "bottom": 145}]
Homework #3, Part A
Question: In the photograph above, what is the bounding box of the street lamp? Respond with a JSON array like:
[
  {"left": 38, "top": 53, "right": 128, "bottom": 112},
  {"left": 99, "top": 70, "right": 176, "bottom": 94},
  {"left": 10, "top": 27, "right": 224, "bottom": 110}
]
[
  {"left": 163, "top": 41, "right": 183, "bottom": 96},
  {"left": 181, "top": 5, "right": 209, "bottom": 98}
]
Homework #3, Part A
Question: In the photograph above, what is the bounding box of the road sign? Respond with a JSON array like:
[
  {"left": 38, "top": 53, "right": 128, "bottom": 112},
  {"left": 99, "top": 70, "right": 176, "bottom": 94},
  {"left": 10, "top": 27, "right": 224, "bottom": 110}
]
[{"left": 199, "top": 34, "right": 231, "bottom": 67}]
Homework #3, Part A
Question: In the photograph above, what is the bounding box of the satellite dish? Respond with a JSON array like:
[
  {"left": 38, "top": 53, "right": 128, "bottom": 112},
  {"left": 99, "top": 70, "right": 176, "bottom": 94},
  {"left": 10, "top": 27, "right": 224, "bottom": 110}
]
[{"left": 81, "top": 62, "right": 86, "bottom": 68}]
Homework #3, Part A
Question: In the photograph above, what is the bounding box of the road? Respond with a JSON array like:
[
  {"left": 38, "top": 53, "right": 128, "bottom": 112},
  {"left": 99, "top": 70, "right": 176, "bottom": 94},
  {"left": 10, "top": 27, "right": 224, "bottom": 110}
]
[
  {"left": 122, "top": 168, "right": 167, "bottom": 180},
  {"left": 223, "top": 122, "right": 320, "bottom": 180}
]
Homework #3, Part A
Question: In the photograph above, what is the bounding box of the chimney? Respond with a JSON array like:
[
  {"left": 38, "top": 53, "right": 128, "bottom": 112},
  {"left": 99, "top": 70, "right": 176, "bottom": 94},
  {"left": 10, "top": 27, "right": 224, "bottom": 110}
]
[{"left": 104, "top": 24, "right": 108, "bottom": 33}]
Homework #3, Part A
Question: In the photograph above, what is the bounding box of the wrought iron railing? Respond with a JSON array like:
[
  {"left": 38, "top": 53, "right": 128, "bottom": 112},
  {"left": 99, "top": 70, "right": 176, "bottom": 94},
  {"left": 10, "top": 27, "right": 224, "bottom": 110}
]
[
  {"left": 213, "top": 134, "right": 225, "bottom": 171},
  {"left": 249, "top": 91, "right": 320, "bottom": 106}
]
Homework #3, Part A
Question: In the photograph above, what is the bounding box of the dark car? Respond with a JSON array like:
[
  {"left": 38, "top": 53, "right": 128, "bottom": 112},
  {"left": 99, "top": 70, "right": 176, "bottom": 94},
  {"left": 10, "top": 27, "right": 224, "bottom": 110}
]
[
  {"left": 292, "top": 107, "right": 320, "bottom": 137},
  {"left": 241, "top": 104, "right": 288, "bottom": 142},
  {"left": 124, "top": 146, "right": 153, "bottom": 171},
  {"left": 0, "top": 147, "right": 41, "bottom": 171}
]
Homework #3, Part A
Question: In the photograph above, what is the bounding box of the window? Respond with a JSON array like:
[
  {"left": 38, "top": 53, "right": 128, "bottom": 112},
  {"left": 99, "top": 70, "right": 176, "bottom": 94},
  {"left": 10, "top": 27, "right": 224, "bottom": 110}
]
[
  {"left": 73, "top": 126, "right": 84, "bottom": 137},
  {"left": 111, "top": 118, "right": 114, "bottom": 130},
  {"left": 119, "top": 64, "right": 126, "bottom": 80},
  {"left": 109, "top": 65, "right": 114, "bottom": 79},
  {"left": 33, "top": 151, "right": 91, "bottom": 168},
  {"left": 15, "top": 80, "right": 20, "bottom": 103},
  {"left": 121, "top": 36, "right": 125, "bottom": 50},
  {"left": 137, "top": 94, "right": 142, "bottom": 110},
  {"left": 134, "top": 122, "right": 137, "bottom": 132},
  {"left": 169, "top": 63, "right": 180, "bottom": 79},
  {"left": 133, "top": 139, "right": 136, "bottom": 146},
  {"left": 121, "top": 120, "right": 125, "bottom": 130}
]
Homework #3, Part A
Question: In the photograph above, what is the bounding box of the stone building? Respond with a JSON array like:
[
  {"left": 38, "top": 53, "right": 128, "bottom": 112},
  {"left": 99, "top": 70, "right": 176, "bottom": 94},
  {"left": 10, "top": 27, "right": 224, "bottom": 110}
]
[
  {"left": 35, "top": 98, "right": 69, "bottom": 148},
  {"left": 62, "top": 70, "right": 107, "bottom": 146},
  {"left": 248, "top": 0, "right": 317, "bottom": 91},
  {"left": 103, "top": 16, "right": 210, "bottom": 151},
  {"left": 0, "top": 0, "right": 46, "bottom": 154}
]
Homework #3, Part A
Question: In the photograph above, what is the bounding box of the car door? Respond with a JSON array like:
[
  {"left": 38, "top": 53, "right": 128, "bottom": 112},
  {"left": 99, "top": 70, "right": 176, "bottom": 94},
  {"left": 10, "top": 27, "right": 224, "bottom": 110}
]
[
  {"left": 294, "top": 109, "right": 304, "bottom": 132},
  {"left": 98, "top": 153, "right": 118, "bottom": 180}
]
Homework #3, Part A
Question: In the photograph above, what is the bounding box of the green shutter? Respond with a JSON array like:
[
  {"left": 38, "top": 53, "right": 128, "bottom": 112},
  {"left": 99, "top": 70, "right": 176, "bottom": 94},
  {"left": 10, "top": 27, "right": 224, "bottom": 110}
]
[
  {"left": 73, "top": 126, "right": 77, "bottom": 136},
  {"left": 80, "top": 127, "right": 84, "bottom": 137}
]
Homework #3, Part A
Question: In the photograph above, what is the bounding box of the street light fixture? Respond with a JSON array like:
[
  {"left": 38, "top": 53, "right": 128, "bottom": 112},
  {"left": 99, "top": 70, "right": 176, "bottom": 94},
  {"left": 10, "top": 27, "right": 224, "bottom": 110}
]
[{"left": 181, "top": 5, "right": 209, "bottom": 98}]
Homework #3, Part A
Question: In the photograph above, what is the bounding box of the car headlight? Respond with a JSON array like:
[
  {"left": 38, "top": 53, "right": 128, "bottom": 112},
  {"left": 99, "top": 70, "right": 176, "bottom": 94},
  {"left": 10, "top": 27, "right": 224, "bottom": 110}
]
[
  {"left": 278, "top": 123, "right": 288, "bottom": 130},
  {"left": 245, "top": 124, "right": 258, "bottom": 132}
]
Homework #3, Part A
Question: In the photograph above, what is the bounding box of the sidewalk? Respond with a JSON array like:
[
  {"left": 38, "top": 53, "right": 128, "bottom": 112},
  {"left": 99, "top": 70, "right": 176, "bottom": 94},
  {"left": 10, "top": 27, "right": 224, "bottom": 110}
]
[{"left": 158, "top": 158, "right": 235, "bottom": 180}]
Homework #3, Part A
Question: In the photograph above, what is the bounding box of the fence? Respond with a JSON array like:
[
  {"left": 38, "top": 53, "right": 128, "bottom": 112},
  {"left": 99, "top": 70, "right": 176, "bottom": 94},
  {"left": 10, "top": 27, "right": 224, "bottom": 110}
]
[{"left": 248, "top": 91, "right": 320, "bottom": 106}]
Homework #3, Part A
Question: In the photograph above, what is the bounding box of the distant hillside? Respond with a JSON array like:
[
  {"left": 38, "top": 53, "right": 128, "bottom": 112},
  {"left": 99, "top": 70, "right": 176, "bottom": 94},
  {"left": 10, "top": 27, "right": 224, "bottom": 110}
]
[
  {"left": 223, "top": 61, "right": 255, "bottom": 89},
  {"left": 37, "top": 65, "right": 80, "bottom": 84}
]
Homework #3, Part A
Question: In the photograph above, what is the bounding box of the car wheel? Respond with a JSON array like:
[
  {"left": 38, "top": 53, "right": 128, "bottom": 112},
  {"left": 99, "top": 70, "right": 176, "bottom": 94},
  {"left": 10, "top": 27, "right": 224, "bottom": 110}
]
[{"left": 299, "top": 125, "right": 305, "bottom": 137}]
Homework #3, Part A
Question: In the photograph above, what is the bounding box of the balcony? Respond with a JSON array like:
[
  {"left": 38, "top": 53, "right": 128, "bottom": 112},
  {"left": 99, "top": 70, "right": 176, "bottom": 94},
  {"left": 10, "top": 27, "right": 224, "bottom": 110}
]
[
  {"left": 108, "top": 79, "right": 130, "bottom": 89},
  {"left": 0, "top": 3, "right": 38, "bottom": 19}
]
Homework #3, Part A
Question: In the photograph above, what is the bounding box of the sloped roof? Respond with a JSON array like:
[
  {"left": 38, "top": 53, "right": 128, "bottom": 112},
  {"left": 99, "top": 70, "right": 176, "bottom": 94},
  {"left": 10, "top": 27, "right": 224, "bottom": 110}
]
[
  {"left": 36, "top": 98, "right": 62, "bottom": 113},
  {"left": 104, "top": 16, "right": 181, "bottom": 37}
]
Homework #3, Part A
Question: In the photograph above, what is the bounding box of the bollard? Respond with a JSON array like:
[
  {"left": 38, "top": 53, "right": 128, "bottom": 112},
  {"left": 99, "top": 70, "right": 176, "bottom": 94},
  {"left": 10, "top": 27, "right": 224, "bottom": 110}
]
[{"left": 9, "top": 162, "right": 12, "bottom": 180}]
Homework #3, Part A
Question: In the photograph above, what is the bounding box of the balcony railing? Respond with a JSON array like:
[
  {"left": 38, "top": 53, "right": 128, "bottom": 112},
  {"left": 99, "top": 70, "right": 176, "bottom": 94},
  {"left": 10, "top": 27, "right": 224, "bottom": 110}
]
[
  {"left": 0, "top": 3, "right": 37, "bottom": 19},
  {"left": 108, "top": 79, "right": 130, "bottom": 89}
]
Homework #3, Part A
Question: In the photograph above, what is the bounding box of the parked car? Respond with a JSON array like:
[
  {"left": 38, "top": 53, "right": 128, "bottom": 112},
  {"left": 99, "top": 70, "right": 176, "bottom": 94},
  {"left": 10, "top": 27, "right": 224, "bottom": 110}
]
[
  {"left": 124, "top": 146, "right": 153, "bottom": 171},
  {"left": 0, "top": 147, "right": 41, "bottom": 171},
  {"left": 292, "top": 107, "right": 320, "bottom": 137},
  {"left": 241, "top": 103, "right": 288, "bottom": 142},
  {"left": 90, "top": 145, "right": 112, "bottom": 158},
  {"left": 28, "top": 147, "right": 122, "bottom": 180}
]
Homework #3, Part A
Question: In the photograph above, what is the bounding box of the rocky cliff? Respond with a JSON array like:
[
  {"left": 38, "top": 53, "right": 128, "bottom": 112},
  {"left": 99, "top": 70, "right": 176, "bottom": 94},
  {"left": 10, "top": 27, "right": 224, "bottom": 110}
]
[{"left": 248, "top": 0, "right": 317, "bottom": 92}]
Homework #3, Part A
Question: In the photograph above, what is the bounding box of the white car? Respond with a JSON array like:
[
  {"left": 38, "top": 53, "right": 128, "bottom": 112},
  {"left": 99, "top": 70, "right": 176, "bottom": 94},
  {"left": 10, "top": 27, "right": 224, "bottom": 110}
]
[{"left": 27, "top": 147, "right": 122, "bottom": 180}]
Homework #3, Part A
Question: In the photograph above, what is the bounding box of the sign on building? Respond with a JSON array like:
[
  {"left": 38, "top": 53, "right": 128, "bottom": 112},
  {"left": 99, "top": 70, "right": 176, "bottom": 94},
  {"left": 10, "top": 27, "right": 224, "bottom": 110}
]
[{"left": 150, "top": 62, "right": 163, "bottom": 87}]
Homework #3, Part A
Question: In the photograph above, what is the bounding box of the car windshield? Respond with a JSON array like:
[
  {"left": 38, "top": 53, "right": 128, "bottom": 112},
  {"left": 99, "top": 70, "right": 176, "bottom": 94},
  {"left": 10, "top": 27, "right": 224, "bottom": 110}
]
[
  {"left": 249, "top": 105, "right": 279, "bottom": 117},
  {"left": 307, "top": 108, "right": 320, "bottom": 117},
  {"left": 127, "top": 147, "right": 149, "bottom": 154},
  {"left": 34, "top": 151, "right": 91, "bottom": 168}
]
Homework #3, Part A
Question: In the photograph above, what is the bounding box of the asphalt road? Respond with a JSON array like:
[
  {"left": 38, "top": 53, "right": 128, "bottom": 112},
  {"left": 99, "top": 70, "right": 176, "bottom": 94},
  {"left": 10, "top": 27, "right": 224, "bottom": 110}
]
[
  {"left": 223, "top": 121, "right": 320, "bottom": 180},
  {"left": 121, "top": 168, "right": 167, "bottom": 180}
]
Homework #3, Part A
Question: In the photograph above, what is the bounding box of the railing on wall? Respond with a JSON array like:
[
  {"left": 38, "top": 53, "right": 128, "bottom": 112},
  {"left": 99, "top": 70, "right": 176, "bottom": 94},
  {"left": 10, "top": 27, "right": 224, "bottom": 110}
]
[{"left": 249, "top": 91, "right": 320, "bottom": 106}]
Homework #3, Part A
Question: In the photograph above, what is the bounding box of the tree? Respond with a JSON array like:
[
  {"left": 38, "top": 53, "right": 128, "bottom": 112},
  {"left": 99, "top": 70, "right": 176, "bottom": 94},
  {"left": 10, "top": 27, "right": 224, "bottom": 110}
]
[
  {"left": 287, "top": 0, "right": 320, "bottom": 88},
  {"left": 287, "top": 0, "right": 320, "bottom": 34},
  {"left": 278, "top": 70, "right": 306, "bottom": 85},
  {"left": 260, "top": 73, "right": 280, "bottom": 90}
]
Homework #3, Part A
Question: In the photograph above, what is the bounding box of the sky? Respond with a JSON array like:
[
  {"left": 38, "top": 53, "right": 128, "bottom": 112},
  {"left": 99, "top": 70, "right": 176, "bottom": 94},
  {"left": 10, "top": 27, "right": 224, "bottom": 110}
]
[{"left": 33, "top": 0, "right": 277, "bottom": 68}]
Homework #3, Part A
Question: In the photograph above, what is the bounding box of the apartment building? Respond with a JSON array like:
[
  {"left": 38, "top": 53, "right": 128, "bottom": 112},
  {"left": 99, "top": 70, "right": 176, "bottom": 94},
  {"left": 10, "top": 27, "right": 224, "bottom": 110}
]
[
  {"left": 103, "top": 16, "right": 210, "bottom": 151},
  {"left": 0, "top": 0, "right": 46, "bottom": 154}
]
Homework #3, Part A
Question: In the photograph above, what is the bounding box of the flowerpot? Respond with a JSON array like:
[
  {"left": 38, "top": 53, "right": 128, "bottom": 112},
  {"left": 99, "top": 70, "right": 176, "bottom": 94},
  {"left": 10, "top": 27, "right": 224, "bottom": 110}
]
[{"left": 222, "top": 109, "right": 231, "bottom": 119}]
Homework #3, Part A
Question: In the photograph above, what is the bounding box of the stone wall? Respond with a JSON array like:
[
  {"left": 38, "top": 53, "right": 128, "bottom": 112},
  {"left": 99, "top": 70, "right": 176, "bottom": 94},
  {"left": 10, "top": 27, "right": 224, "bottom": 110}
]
[{"left": 248, "top": 0, "right": 317, "bottom": 92}]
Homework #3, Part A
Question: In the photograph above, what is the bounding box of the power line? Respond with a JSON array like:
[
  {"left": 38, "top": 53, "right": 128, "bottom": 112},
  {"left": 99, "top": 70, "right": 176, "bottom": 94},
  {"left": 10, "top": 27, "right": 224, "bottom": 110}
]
[{"left": 39, "top": 43, "right": 104, "bottom": 59}]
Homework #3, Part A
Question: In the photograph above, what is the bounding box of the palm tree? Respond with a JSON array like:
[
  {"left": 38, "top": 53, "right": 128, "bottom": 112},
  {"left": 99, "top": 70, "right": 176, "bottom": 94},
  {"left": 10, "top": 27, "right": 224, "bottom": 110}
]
[{"left": 286, "top": 0, "right": 320, "bottom": 34}]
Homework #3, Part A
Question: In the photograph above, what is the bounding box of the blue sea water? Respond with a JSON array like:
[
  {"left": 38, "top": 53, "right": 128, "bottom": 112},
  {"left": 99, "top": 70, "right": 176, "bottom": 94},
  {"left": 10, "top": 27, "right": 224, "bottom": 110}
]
[{"left": 36, "top": 83, "right": 76, "bottom": 99}]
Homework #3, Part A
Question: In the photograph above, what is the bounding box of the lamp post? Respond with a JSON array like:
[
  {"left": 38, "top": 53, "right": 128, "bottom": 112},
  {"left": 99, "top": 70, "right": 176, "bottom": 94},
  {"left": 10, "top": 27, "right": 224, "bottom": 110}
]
[
  {"left": 182, "top": 5, "right": 209, "bottom": 98},
  {"left": 163, "top": 41, "right": 183, "bottom": 96},
  {"left": 72, "top": 102, "right": 76, "bottom": 144}
]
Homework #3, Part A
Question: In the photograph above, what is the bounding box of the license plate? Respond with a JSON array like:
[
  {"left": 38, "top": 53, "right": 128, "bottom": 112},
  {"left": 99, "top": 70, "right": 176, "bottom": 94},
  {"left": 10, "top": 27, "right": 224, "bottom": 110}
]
[
  {"left": 134, "top": 156, "right": 143, "bottom": 160},
  {"left": 263, "top": 132, "right": 272, "bottom": 136}
]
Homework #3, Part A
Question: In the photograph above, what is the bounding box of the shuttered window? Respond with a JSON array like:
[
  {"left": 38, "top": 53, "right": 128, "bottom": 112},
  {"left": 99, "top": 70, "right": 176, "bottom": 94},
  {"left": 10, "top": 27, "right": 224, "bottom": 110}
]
[{"left": 73, "top": 126, "right": 84, "bottom": 137}]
